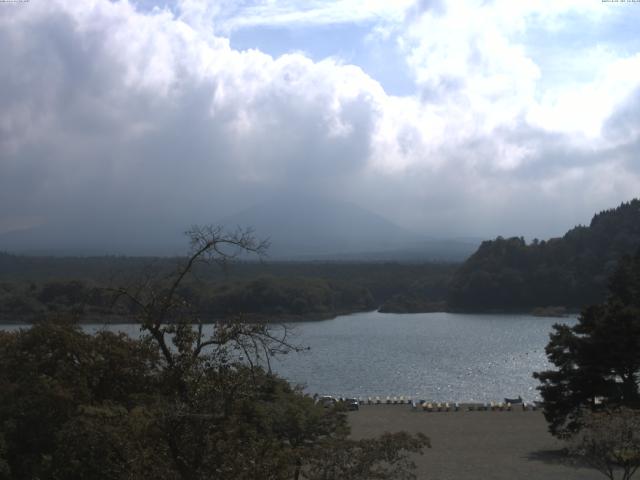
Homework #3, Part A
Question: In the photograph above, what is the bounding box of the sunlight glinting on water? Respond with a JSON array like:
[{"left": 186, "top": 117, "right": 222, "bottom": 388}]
[{"left": 3, "top": 311, "right": 574, "bottom": 403}]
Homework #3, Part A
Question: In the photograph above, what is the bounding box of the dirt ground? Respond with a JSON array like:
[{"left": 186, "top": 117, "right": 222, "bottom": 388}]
[{"left": 348, "top": 404, "right": 604, "bottom": 480}]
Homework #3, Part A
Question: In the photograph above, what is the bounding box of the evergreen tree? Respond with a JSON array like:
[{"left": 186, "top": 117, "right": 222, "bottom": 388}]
[
  {"left": 450, "top": 199, "right": 640, "bottom": 312},
  {"left": 534, "top": 248, "right": 640, "bottom": 437}
]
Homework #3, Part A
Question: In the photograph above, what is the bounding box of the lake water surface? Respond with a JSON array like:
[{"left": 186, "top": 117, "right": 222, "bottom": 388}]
[
  {"left": 267, "top": 311, "right": 575, "bottom": 402},
  {"left": 2, "top": 311, "right": 576, "bottom": 402}
]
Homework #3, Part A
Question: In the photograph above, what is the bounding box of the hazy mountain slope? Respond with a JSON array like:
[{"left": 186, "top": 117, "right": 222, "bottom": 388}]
[
  {"left": 219, "top": 194, "right": 422, "bottom": 257},
  {"left": 219, "top": 194, "right": 480, "bottom": 261},
  {"left": 448, "top": 199, "right": 640, "bottom": 311},
  {"left": 0, "top": 192, "right": 478, "bottom": 261}
]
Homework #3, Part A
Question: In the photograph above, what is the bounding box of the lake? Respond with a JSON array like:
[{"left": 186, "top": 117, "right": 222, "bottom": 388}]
[{"left": 1, "top": 311, "right": 575, "bottom": 402}]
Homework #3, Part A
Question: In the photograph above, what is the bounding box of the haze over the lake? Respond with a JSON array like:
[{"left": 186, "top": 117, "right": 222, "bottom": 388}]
[{"left": 1, "top": 0, "right": 639, "bottom": 254}]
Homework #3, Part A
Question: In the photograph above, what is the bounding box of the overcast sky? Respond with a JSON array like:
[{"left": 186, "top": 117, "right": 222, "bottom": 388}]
[{"left": 1, "top": 0, "right": 639, "bottom": 248}]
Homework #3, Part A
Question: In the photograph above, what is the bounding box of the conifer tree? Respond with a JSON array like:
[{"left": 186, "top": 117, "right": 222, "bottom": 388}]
[{"left": 534, "top": 248, "right": 640, "bottom": 437}]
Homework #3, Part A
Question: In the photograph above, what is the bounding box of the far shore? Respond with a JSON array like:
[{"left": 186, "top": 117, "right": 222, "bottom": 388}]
[
  {"left": 0, "top": 307, "right": 579, "bottom": 326},
  {"left": 348, "top": 404, "right": 601, "bottom": 480}
]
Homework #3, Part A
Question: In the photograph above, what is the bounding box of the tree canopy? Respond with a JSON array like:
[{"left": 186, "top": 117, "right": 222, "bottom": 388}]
[
  {"left": 534, "top": 248, "right": 640, "bottom": 437},
  {"left": 0, "top": 226, "right": 429, "bottom": 480},
  {"left": 569, "top": 408, "right": 640, "bottom": 480},
  {"left": 0, "top": 255, "right": 456, "bottom": 322},
  {"left": 449, "top": 199, "right": 640, "bottom": 312}
]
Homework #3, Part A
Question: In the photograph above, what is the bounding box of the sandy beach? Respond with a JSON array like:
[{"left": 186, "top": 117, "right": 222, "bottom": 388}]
[{"left": 348, "top": 404, "right": 603, "bottom": 480}]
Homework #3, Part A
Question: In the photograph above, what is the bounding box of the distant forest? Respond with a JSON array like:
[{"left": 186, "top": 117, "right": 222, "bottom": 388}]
[
  {"left": 0, "top": 257, "right": 455, "bottom": 322},
  {"left": 1, "top": 199, "right": 639, "bottom": 321}
]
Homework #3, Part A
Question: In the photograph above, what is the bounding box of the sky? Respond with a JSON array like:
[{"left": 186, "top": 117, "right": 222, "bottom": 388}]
[{"left": 1, "top": 0, "right": 639, "bottom": 252}]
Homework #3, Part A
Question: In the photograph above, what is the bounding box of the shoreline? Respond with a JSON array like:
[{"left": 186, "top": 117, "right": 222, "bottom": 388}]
[{"left": 0, "top": 308, "right": 579, "bottom": 325}]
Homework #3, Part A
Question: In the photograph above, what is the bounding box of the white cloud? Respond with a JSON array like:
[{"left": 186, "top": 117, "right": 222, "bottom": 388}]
[
  {"left": 392, "top": 0, "right": 640, "bottom": 179},
  {"left": 400, "top": 0, "right": 615, "bottom": 136},
  {"left": 0, "top": 0, "right": 639, "bottom": 252},
  {"left": 210, "top": 0, "right": 415, "bottom": 32},
  {"left": 528, "top": 52, "right": 640, "bottom": 140}
]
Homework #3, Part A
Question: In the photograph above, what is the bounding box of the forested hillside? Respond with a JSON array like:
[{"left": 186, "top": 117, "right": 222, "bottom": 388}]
[
  {"left": 448, "top": 199, "right": 640, "bottom": 311},
  {"left": 0, "top": 256, "right": 455, "bottom": 322}
]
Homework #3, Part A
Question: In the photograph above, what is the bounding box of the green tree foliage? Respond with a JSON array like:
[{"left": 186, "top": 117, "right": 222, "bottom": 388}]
[
  {"left": 570, "top": 408, "right": 640, "bottom": 480},
  {"left": 534, "top": 249, "right": 640, "bottom": 437},
  {"left": 0, "top": 226, "right": 429, "bottom": 480},
  {"left": 449, "top": 199, "right": 640, "bottom": 311},
  {"left": 0, "top": 258, "right": 460, "bottom": 322},
  {"left": 304, "top": 432, "right": 429, "bottom": 480},
  {"left": 201, "top": 276, "right": 375, "bottom": 319},
  {"left": 0, "top": 323, "right": 160, "bottom": 479}
]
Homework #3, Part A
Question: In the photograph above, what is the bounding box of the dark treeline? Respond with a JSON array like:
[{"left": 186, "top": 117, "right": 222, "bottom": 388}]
[
  {"left": 448, "top": 199, "right": 640, "bottom": 312},
  {"left": 0, "top": 256, "right": 456, "bottom": 322},
  {"left": 3, "top": 198, "right": 640, "bottom": 319}
]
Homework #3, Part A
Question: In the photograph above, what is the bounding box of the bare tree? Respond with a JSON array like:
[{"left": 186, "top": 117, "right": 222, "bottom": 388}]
[
  {"left": 110, "top": 225, "right": 302, "bottom": 392},
  {"left": 102, "top": 226, "right": 428, "bottom": 480}
]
